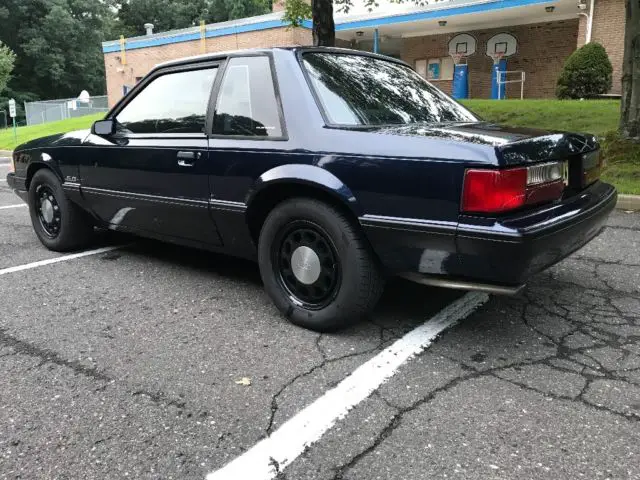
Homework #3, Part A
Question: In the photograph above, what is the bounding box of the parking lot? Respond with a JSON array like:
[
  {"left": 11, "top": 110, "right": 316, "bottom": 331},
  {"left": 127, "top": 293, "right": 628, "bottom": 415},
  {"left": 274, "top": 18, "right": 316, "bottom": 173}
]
[{"left": 0, "top": 158, "right": 639, "bottom": 479}]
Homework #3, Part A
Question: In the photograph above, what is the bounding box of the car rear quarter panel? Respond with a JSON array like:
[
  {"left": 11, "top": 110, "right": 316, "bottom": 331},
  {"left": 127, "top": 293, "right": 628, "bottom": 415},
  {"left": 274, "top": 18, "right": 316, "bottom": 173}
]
[{"left": 272, "top": 50, "right": 498, "bottom": 223}]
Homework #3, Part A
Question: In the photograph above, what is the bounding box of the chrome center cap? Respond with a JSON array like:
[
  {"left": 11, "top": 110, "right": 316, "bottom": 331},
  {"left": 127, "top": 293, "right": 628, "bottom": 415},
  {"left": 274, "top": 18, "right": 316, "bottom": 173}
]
[
  {"left": 41, "top": 199, "right": 54, "bottom": 223},
  {"left": 291, "top": 246, "right": 321, "bottom": 285}
]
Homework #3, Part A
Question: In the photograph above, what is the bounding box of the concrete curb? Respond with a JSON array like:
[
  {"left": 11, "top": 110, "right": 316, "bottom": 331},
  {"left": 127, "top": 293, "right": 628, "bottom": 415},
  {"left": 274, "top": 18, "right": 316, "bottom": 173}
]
[{"left": 616, "top": 194, "right": 640, "bottom": 211}]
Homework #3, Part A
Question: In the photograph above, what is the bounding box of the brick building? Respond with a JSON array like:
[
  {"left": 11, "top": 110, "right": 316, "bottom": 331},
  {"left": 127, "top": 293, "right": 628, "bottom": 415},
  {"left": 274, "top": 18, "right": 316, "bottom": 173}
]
[{"left": 102, "top": 0, "right": 626, "bottom": 107}]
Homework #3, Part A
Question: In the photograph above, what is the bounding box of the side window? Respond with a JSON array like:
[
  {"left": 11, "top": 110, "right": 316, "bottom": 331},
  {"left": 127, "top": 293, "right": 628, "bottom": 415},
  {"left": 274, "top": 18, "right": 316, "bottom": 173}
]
[
  {"left": 213, "top": 56, "right": 283, "bottom": 138},
  {"left": 116, "top": 67, "right": 217, "bottom": 134}
]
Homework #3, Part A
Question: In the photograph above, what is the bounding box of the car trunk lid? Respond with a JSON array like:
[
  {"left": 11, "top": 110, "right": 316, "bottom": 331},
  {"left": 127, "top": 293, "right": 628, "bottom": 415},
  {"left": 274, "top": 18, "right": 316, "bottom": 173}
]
[
  {"left": 496, "top": 130, "right": 602, "bottom": 195},
  {"left": 369, "top": 121, "right": 602, "bottom": 194}
]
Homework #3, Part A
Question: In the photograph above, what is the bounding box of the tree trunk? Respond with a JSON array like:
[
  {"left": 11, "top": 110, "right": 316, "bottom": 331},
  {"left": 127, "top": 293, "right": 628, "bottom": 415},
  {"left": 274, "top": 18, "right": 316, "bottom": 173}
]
[
  {"left": 312, "top": 0, "right": 335, "bottom": 46},
  {"left": 620, "top": 0, "right": 640, "bottom": 140}
]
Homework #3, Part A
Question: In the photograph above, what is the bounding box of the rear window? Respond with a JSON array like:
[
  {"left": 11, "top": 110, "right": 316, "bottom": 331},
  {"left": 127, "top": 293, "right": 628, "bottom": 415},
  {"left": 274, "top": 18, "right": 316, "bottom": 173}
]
[{"left": 302, "top": 52, "right": 478, "bottom": 127}]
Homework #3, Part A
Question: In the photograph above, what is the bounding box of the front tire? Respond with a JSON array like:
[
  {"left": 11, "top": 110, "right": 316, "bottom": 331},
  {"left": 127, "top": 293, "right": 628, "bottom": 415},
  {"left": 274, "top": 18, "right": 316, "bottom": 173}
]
[
  {"left": 28, "top": 168, "right": 94, "bottom": 252},
  {"left": 258, "top": 198, "right": 384, "bottom": 331}
]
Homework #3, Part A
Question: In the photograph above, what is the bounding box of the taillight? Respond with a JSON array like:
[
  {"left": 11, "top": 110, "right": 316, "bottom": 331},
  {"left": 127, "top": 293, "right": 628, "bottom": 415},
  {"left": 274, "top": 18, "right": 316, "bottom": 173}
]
[
  {"left": 7, "top": 154, "right": 15, "bottom": 174},
  {"left": 462, "top": 162, "right": 566, "bottom": 214}
]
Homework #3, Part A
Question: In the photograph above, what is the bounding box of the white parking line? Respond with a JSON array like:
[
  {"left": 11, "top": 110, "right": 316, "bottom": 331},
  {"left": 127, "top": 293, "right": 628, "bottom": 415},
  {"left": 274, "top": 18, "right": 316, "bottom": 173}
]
[
  {"left": 206, "top": 291, "right": 489, "bottom": 480},
  {"left": 0, "top": 245, "right": 123, "bottom": 276},
  {"left": 0, "top": 204, "right": 26, "bottom": 210}
]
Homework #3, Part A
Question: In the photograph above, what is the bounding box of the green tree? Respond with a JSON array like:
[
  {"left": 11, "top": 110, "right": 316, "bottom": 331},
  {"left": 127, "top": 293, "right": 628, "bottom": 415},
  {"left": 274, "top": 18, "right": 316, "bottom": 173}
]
[
  {"left": 0, "top": 41, "right": 16, "bottom": 94},
  {"left": 556, "top": 43, "right": 613, "bottom": 99},
  {"left": 113, "top": 0, "right": 207, "bottom": 37},
  {"left": 112, "top": 0, "right": 271, "bottom": 37},
  {"left": 0, "top": 0, "right": 114, "bottom": 100},
  {"left": 213, "top": 0, "right": 272, "bottom": 22}
]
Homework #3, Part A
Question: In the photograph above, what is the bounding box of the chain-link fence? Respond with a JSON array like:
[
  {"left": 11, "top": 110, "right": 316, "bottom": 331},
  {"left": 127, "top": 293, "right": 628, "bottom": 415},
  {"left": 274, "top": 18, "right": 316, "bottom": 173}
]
[{"left": 24, "top": 96, "right": 109, "bottom": 126}]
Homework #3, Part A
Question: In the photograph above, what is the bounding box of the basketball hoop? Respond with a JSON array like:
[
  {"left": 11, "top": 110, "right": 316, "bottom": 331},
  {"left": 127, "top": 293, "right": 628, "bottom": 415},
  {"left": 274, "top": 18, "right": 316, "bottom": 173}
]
[
  {"left": 490, "top": 51, "right": 505, "bottom": 65},
  {"left": 451, "top": 53, "right": 465, "bottom": 65}
]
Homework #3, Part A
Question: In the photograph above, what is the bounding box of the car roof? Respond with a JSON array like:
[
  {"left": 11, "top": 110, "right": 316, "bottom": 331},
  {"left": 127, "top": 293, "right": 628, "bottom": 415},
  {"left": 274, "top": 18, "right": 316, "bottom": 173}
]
[{"left": 153, "top": 46, "right": 410, "bottom": 71}]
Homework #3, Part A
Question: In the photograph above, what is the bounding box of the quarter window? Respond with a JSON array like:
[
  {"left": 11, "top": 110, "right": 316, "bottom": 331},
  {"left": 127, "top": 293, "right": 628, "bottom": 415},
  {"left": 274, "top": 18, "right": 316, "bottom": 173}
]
[
  {"left": 115, "top": 68, "right": 217, "bottom": 134},
  {"left": 213, "top": 56, "right": 283, "bottom": 138}
]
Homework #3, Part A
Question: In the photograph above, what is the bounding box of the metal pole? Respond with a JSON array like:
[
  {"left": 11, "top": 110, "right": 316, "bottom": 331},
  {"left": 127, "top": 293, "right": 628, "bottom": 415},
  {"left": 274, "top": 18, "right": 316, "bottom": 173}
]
[
  {"left": 12, "top": 117, "right": 17, "bottom": 145},
  {"left": 200, "top": 20, "right": 206, "bottom": 53},
  {"left": 373, "top": 28, "right": 379, "bottom": 54}
]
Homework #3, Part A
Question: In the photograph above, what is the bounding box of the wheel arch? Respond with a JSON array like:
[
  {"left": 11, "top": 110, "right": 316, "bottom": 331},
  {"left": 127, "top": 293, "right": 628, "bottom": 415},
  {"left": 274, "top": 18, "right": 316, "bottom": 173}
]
[
  {"left": 245, "top": 164, "right": 363, "bottom": 243},
  {"left": 25, "top": 154, "right": 64, "bottom": 191}
]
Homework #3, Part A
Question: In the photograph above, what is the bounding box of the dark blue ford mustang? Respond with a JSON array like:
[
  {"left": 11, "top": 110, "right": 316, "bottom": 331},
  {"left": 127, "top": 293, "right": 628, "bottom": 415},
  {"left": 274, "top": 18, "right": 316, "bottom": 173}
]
[{"left": 6, "top": 47, "right": 616, "bottom": 331}]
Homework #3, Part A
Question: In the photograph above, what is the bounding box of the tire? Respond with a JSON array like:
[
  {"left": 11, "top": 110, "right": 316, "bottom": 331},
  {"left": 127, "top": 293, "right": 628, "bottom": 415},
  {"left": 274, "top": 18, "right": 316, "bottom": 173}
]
[
  {"left": 28, "top": 168, "right": 94, "bottom": 252},
  {"left": 258, "top": 198, "right": 385, "bottom": 332}
]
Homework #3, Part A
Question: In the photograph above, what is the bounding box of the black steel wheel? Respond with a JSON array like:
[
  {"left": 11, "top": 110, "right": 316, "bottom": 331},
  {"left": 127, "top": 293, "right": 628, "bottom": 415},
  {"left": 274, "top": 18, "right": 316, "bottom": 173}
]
[
  {"left": 28, "top": 168, "right": 94, "bottom": 252},
  {"left": 258, "top": 198, "right": 385, "bottom": 332},
  {"left": 274, "top": 221, "right": 341, "bottom": 310},
  {"left": 35, "top": 184, "right": 62, "bottom": 238}
]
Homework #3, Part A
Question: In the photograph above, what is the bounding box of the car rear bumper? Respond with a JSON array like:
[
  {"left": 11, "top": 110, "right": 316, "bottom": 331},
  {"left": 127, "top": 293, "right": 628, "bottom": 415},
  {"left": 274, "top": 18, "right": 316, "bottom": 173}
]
[
  {"left": 455, "top": 181, "right": 616, "bottom": 285},
  {"left": 361, "top": 181, "right": 617, "bottom": 289},
  {"left": 6, "top": 173, "right": 28, "bottom": 202}
]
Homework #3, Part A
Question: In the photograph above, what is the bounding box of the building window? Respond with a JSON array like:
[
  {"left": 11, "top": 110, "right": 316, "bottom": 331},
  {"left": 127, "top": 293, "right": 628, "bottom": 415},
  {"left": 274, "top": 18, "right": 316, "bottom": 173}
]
[{"left": 415, "top": 57, "right": 454, "bottom": 81}]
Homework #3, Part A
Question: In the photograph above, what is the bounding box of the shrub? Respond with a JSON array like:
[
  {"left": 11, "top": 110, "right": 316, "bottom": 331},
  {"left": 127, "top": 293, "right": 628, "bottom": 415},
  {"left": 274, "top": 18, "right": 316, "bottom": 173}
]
[{"left": 556, "top": 43, "right": 613, "bottom": 99}]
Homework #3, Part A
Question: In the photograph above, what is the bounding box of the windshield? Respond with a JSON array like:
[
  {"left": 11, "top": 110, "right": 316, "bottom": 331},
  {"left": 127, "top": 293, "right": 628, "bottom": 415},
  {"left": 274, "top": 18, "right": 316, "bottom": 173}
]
[{"left": 302, "top": 52, "right": 479, "bottom": 127}]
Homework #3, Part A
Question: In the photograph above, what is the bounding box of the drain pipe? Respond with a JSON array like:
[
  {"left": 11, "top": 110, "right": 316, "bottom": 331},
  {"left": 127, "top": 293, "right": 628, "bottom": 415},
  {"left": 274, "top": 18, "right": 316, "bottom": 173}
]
[
  {"left": 587, "top": 0, "right": 594, "bottom": 43},
  {"left": 578, "top": 0, "right": 594, "bottom": 44}
]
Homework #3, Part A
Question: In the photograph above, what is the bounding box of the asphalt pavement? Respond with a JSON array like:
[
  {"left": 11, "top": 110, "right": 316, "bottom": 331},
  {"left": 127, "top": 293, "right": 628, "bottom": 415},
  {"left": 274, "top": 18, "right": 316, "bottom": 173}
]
[{"left": 0, "top": 161, "right": 638, "bottom": 479}]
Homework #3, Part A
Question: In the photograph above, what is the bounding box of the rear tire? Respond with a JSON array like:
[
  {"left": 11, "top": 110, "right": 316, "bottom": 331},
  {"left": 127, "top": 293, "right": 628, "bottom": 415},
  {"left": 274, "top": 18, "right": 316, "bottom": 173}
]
[
  {"left": 258, "top": 198, "right": 384, "bottom": 332},
  {"left": 28, "top": 168, "right": 94, "bottom": 252}
]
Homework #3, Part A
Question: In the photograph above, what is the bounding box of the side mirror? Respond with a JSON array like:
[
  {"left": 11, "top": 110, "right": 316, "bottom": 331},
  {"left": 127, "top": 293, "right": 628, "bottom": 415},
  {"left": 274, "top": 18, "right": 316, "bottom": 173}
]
[{"left": 92, "top": 119, "right": 115, "bottom": 136}]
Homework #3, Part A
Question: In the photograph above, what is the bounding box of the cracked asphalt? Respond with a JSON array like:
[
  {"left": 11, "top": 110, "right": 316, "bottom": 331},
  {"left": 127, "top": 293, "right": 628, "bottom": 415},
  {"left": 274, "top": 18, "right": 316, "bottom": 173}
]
[{"left": 1, "top": 159, "right": 639, "bottom": 479}]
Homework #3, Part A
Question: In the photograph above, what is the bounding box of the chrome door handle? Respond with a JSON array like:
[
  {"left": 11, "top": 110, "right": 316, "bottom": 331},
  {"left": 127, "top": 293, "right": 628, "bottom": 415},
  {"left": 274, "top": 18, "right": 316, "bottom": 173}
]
[{"left": 177, "top": 151, "right": 200, "bottom": 167}]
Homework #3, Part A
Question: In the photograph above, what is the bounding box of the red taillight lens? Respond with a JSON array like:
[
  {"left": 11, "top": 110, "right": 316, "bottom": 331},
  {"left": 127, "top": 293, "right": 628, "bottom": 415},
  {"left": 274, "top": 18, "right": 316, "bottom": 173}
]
[
  {"left": 462, "top": 164, "right": 566, "bottom": 214},
  {"left": 462, "top": 168, "right": 527, "bottom": 213}
]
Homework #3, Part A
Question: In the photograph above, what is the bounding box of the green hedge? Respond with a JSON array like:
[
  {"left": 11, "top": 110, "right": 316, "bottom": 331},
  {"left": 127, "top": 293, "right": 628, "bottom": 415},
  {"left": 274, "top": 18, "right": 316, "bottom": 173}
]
[{"left": 556, "top": 43, "right": 613, "bottom": 99}]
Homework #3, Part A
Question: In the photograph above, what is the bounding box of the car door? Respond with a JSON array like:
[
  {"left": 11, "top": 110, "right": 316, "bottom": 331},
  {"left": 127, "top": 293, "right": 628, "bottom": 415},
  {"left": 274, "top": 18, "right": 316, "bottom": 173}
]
[
  {"left": 206, "top": 55, "right": 288, "bottom": 253},
  {"left": 80, "top": 63, "right": 223, "bottom": 246}
]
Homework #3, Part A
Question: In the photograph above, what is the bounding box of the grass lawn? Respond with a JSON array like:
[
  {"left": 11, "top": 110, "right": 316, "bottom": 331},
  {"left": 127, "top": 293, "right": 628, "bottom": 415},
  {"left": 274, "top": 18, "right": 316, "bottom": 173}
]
[
  {"left": 461, "top": 99, "right": 620, "bottom": 138},
  {"left": 1, "top": 100, "right": 638, "bottom": 194},
  {"left": 0, "top": 113, "right": 104, "bottom": 151}
]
